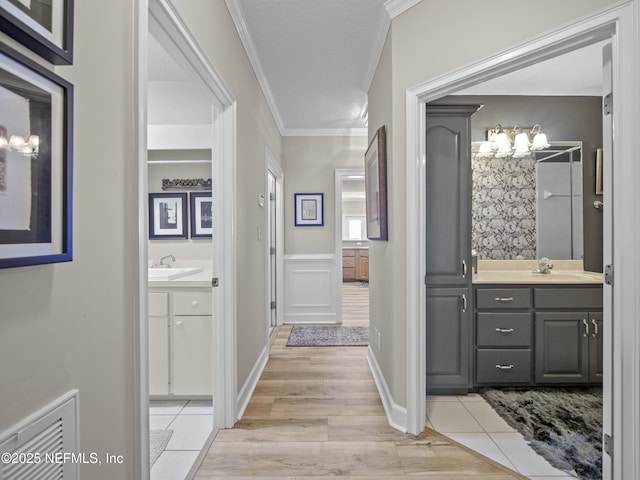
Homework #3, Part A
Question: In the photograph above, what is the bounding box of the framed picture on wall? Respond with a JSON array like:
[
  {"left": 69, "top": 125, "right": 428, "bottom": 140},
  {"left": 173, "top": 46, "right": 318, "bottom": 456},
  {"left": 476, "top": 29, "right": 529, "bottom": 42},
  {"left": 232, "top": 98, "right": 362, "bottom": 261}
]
[
  {"left": 294, "top": 193, "right": 323, "bottom": 226},
  {"left": 190, "top": 191, "right": 212, "bottom": 238},
  {"left": 0, "top": 41, "right": 74, "bottom": 269},
  {"left": 0, "top": 0, "right": 74, "bottom": 65},
  {"left": 148, "top": 193, "right": 188, "bottom": 240},
  {"left": 365, "top": 125, "right": 388, "bottom": 240}
]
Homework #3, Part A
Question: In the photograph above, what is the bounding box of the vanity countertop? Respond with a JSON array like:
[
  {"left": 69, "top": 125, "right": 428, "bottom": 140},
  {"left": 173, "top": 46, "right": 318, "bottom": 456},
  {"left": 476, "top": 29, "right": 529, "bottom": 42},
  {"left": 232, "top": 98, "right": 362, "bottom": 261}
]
[
  {"left": 473, "top": 270, "right": 602, "bottom": 284},
  {"left": 148, "top": 264, "right": 212, "bottom": 288},
  {"left": 473, "top": 260, "right": 603, "bottom": 285}
]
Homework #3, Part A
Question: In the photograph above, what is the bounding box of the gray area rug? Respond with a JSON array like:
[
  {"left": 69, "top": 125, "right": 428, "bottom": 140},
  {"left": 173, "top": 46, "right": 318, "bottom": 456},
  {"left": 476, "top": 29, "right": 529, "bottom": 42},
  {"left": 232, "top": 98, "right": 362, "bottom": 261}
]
[
  {"left": 480, "top": 387, "right": 602, "bottom": 479},
  {"left": 149, "top": 429, "right": 173, "bottom": 467},
  {"left": 287, "top": 326, "right": 369, "bottom": 346}
]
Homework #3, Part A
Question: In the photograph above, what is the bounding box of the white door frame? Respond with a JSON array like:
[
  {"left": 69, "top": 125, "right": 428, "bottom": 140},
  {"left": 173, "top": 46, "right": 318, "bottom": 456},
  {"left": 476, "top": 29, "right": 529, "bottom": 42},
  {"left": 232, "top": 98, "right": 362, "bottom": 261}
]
[
  {"left": 405, "top": 3, "right": 639, "bottom": 479},
  {"left": 136, "top": 0, "right": 238, "bottom": 478},
  {"left": 265, "top": 147, "right": 284, "bottom": 337},
  {"left": 335, "top": 168, "right": 366, "bottom": 323}
]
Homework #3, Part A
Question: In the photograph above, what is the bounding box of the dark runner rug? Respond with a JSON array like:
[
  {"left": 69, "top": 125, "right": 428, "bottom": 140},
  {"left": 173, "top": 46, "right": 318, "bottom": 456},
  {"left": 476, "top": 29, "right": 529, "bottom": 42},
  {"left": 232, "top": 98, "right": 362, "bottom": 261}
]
[
  {"left": 480, "top": 387, "right": 602, "bottom": 479},
  {"left": 286, "top": 326, "right": 369, "bottom": 347}
]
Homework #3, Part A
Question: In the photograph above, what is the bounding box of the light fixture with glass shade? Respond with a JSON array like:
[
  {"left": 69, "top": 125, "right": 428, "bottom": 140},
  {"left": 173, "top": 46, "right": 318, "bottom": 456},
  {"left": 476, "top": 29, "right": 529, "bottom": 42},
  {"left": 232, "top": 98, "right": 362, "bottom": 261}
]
[
  {"left": 480, "top": 124, "right": 550, "bottom": 159},
  {"left": 0, "top": 133, "right": 39, "bottom": 158}
]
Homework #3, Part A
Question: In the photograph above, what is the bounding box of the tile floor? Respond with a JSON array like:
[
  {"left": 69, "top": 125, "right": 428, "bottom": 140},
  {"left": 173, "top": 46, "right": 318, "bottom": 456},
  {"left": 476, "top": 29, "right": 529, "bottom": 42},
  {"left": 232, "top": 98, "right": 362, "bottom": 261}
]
[
  {"left": 149, "top": 400, "right": 213, "bottom": 480},
  {"left": 427, "top": 393, "right": 579, "bottom": 479}
]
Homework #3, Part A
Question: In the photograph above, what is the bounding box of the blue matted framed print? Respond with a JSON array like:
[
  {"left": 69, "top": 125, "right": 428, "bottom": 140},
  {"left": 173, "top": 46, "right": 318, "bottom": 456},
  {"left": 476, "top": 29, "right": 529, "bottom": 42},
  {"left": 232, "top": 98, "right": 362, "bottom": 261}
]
[{"left": 294, "top": 193, "right": 323, "bottom": 226}]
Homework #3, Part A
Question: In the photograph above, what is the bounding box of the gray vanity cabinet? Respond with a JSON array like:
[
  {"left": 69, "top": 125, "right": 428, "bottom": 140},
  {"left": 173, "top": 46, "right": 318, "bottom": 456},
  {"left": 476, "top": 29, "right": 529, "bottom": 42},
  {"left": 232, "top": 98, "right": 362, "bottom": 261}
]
[
  {"left": 534, "top": 287, "right": 603, "bottom": 384},
  {"left": 535, "top": 311, "right": 603, "bottom": 384},
  {"left": 475, "top": 284, "right": 603, "bottom": 387},
  {"left": 425, "top": 104, "right": 480, "bottom": 394}
]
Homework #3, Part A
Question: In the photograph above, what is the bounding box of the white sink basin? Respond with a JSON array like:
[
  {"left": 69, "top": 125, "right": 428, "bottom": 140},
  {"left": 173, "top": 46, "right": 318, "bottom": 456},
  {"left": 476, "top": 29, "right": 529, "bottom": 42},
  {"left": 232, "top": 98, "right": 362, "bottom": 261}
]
[{"left": 148, "top": 267, "right": 203, "bottom": 280}]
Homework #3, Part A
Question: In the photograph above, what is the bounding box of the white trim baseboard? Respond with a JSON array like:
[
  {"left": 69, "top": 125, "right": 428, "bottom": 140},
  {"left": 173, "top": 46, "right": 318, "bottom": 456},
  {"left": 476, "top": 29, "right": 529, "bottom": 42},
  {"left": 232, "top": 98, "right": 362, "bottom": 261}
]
[
  {"left": 367, "top": 347, "right": 408, "bottom": 433},
  {"left": 236, "top": 345, "right": 269, "bottom": 420}
]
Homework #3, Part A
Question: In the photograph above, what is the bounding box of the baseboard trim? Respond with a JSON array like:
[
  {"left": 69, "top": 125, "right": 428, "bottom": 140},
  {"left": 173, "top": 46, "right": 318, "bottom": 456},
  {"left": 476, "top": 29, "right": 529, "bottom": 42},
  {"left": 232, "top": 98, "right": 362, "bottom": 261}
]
[
  {"left": 236, "top": 345, "right": 269, "bottom": 420},
  {"left": 367, "top": 347, "right": 408, "bottom": 433}
]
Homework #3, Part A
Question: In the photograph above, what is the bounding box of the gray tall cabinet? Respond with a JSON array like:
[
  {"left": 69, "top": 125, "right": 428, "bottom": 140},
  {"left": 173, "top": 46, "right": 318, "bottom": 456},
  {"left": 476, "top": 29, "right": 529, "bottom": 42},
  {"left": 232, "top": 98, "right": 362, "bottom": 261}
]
[{"left": 425, "top": 104, "right": 480, "bottom": 394}]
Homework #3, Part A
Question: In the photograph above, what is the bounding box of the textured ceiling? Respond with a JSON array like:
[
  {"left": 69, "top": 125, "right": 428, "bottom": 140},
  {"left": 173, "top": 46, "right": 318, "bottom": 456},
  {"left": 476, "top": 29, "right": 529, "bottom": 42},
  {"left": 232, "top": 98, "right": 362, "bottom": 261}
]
[
  {"left": 149, "top": 2, "right": 604, "bottom": 136},
  {"left": 231, "top": 0, "right": 388, "bottom": 135}
]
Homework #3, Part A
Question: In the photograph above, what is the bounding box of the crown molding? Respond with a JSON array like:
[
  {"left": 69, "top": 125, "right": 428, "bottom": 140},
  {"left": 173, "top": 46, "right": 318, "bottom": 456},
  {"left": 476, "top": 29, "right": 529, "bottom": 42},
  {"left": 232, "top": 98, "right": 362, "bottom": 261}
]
[
  {"left": 384, "top": 0, "right": 423, "bottom": 19},
  {"left": 361, "top": 6, "right": 391, "bottom": 93},
  {"left": 225, "top": 0, "right": 285, "bottom": 135},
  {"left": 283, "top": 127, "right": 368, "bottom": 137}
]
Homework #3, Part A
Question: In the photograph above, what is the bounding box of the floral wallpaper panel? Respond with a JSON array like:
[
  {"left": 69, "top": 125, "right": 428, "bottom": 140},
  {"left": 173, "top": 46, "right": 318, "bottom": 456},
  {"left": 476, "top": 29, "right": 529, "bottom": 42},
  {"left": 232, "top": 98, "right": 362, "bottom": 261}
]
[{"left": 471, "top": 153, "right": 537, "bottom": 260}]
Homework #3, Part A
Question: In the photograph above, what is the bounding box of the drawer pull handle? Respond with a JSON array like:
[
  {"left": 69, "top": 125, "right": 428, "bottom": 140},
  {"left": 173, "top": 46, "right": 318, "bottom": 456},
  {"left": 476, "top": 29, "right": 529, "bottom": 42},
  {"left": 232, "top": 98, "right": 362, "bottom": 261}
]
[
  {"left": 583, "top": 318, "right": 589, "bottom": 337},
  {"left": 495, "top": 327, "right": 514, "bottom": 333},
  {"left": 192, "top": 301, "right": 199, "bottom": 307},
  {"left": 592, "top": 319, "right": 599, "bottom": 338},
  {"left": 495, "top": 297, "right": 514, "bottom": 302},
  {"left": 495, "top": 364, "right": 514, "bottom": 370}
]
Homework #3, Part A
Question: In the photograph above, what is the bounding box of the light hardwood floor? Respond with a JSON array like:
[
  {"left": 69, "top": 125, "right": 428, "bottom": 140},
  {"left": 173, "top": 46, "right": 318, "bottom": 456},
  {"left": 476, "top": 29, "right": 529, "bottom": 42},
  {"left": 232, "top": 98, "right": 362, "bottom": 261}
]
[
  {"left": 342, "top": 282, "right": 369, "bottom": 327},
  {"left": 194, "top": 325, "right": 526, "bottom": 479}
]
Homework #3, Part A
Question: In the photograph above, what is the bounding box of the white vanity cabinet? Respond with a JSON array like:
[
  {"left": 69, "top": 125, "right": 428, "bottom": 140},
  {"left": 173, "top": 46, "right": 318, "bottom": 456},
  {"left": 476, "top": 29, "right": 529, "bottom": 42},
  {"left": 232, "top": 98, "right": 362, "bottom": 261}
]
[{"left": 148, "top": 288, "right": 212, "bottom": 398}]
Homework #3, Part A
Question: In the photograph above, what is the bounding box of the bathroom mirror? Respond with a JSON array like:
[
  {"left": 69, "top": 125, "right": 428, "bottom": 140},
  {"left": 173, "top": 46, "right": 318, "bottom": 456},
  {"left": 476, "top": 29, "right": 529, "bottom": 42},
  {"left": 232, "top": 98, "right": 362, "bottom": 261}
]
[{"left": 471, "top": 141, "right": 583, "bottom": 260}]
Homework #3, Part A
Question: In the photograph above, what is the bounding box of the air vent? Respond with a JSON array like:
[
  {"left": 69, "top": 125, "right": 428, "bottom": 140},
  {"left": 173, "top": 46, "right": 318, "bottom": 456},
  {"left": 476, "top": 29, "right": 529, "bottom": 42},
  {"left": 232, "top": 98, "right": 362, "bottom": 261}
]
[{"left": 0, "top": 390, "right": 79, "bottom": 480}]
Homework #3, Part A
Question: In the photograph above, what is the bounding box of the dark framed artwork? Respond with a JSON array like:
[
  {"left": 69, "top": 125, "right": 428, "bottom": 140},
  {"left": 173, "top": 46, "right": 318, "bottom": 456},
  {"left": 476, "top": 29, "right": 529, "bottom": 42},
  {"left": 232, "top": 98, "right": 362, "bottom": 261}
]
[
  {"left": 294, "top": 193, "right": 323, "bottom": 226},
  {"left": 0, "top": 0, "right": 74, "bottom": 65},
  {"left": 148, "top": 193, "right": 188, "bottom": 240},
  {"left": 0, "top": 41, "right": 74, "bottom": 269},
  {"left": 365, "top": 125, "right": 388, "bottom": 240},
  {"left": 190, "top": 191, "right": 212, "bottom": 238}
]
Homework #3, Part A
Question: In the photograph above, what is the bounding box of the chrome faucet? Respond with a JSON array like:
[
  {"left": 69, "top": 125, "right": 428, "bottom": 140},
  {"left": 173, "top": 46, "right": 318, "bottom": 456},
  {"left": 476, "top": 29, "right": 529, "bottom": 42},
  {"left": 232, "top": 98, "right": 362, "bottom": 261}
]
[
  {"left": 533, "top": 257, "right": 553, "bottom": 274},
  {"left": 154, "top": 255, "right": 175, "bottom": 268}
]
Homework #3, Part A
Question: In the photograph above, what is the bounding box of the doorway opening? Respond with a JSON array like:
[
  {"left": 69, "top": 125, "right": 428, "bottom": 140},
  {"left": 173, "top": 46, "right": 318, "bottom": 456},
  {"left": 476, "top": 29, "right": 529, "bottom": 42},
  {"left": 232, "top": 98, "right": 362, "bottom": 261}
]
[
  {"left": 335, "top": 169, "right": 370, "bottom": 328},
  {"left": 404, "top": 8, "right": 639, "bottom": 476},
  {"left": 137, "top": 1, "right": 238, "bottom": 479},
  {"left": 265, "top": 148, "right": 284, "bottom": 338}
]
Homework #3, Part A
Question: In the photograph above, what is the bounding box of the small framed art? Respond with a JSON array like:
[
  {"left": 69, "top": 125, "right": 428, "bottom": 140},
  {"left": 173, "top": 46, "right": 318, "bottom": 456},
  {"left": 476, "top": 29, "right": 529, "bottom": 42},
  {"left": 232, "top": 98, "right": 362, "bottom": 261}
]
[
  {"left": 148, "top": 193, "right": 188, "bottom": 240},
  {"left": 190, "top": 191, "right": 212, "bottom": 238},
  {"left": 294, "top": 193, "right": 323, "bottom": 226}
]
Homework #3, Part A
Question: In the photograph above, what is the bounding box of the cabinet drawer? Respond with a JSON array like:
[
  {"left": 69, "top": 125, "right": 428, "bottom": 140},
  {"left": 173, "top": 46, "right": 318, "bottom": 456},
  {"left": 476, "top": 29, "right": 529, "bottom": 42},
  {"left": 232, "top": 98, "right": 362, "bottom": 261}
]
[
  {"left": 343, "top": 268, "right": 356, "bottom": 281},
  {"left": 342, "top": 249, "right": 356, "bottom": 257},
  {"left": 343, "top": 257, "right": 356, "bottom": 268},
  {"left": 477, "top": 349, "right": 531, "bottom": 384},
  {"left": 476, "top": 288, "right": 530, "bottom": 309},
  {"left": 173, "top": 291, "right": 212, "bottom": 315},
  {"left": 534, "top": 287, "right": 603, "bottom": 309},
  {"left": 477, "top": 313, "right": 531, "bottom": 347},
  {"left": 149, "top": 292, "right": 169, "bottom": 317}
]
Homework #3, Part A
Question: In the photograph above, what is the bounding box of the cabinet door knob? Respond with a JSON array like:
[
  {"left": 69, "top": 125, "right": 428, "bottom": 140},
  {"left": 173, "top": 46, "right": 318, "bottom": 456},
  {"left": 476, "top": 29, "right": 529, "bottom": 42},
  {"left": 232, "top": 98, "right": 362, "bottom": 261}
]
[
  {"left": 192, "top": 301, "right": 199, "bottom": 307},
  {"left": 176, "top": 320, "right": 183, "bottom": 326},
  {"left": 495, "top": 327, "right": 514, "bottom": 333}
]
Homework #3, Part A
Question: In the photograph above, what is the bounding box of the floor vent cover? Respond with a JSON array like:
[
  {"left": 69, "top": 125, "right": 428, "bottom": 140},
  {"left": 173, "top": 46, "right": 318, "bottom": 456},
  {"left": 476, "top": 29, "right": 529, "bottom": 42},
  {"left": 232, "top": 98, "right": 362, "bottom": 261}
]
[{"left": 0, "top": 390, "right": 79, "bottom": 480}]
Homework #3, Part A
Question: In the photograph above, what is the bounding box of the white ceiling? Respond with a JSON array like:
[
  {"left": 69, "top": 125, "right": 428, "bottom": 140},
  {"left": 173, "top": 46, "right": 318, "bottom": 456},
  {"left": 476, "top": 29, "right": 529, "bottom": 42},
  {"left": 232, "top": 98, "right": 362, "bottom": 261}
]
[{"left": 149, "top": 1, "right": 605, "bottom": 136}]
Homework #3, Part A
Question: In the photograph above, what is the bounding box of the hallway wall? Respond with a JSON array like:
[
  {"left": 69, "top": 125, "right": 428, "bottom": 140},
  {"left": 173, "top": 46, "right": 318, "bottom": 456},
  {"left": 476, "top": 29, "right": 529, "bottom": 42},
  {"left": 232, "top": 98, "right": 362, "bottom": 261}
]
[
  {"left": 0, "top": 1, "right": 137, "bottom": 478},
  {"left": 283, "top": 136, "right": 367, "bottom": 255},
  {"left": 173, "top": 0, "right": 283, "bottom": 392}
]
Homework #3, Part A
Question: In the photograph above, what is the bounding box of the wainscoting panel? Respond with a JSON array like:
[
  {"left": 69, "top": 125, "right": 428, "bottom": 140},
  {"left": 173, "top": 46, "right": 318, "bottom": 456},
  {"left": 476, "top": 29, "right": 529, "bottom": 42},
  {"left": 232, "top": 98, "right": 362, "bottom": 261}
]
[{"left": 284, "top": 254, "right": 339, "bottom": 324}]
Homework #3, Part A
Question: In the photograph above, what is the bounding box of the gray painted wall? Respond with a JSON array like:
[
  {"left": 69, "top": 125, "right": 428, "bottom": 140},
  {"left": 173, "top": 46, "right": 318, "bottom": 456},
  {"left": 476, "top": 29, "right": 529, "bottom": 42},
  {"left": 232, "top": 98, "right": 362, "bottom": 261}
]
[{"left": 442, "top": 95, "right": 603, "bottom": 271}]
